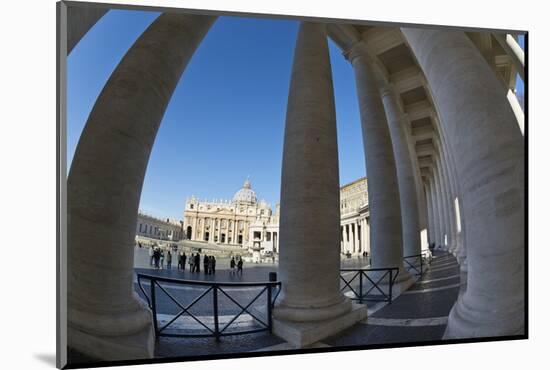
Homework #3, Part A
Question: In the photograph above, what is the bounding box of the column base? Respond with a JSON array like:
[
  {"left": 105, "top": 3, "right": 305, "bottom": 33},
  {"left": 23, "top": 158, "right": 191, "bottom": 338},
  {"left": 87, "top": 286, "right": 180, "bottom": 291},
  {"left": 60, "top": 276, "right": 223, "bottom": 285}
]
[
  {"left": 67, "top": 297, "right": 155, "bottom": 362},
  {"left": 68, "top": 322, "right": 155, "bottom": 363},
  {"left": 443, "top": 296, "right": 525, "bottom": 339},
  {"left": 272, "top": 303, "right": 368, "bottom": 348}
]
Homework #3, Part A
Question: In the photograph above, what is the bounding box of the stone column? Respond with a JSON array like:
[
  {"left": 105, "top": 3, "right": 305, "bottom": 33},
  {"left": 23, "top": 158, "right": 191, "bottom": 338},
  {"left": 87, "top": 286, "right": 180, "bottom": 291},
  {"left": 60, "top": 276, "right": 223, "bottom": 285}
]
[
  {"left": 67, "top": 14, "right": 216, "bottom": 360},
  {"left": 348, "top": 42, "right": 412, "bottom": 285},
  {"left": 429, "top": 176, "right": 440, "bottom": 247},
  {"left": 433, "top": 164, "right": 445, "bottom": 248},
  {"left": 435, "top": 152, "right": 453, "bottom": 249},
  {"left": 425, "top": 182, "right": 434, "bottom": 245},
  {"left": 67, "top": 5, "right": 107, "bottom": 54},
  {"left": 403, "top": 28, "right": 524, "bottom": 338},
  {"left": 273, "top": 22, "right": 365, "bottom": 347},
  {"left": 381, "top": 84, "right": 421, "bottom": 258},
  {"left": 439, "top": 144, "right": 458, "bottom": 253},
  {"left": 353, "top": 222, "right": 360, "bottom": 253},
  {"left": 192, "top": 216, "right": 197, "bottom": 240}
]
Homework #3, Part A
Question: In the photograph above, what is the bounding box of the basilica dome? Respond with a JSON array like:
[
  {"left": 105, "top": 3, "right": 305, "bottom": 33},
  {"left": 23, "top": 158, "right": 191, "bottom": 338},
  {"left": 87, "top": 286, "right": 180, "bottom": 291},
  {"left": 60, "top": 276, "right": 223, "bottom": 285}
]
[{"left": 233, "top": 178, "right": 257, "bottom": 204}]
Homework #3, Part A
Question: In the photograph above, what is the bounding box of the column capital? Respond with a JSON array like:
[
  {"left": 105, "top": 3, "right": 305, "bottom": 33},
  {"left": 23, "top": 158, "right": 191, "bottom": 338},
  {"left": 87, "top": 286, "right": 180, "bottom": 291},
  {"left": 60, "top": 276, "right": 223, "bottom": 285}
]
[
  {"left": 344, "top": 41, "right": 375, "bottom": 65},
  {"left": 379, "top": 82, "right": 397, "bottom": 99}
]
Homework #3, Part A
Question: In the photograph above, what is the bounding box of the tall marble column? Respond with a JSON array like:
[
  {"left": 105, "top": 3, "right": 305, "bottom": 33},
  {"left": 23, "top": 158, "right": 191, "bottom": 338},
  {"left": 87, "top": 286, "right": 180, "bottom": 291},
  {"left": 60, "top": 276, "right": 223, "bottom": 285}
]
[
  {"left": 425, "top": 181, "right": 435, "bottom": 245},
  {"left": 67, "top": 14, "right": 216, "bottom": 360},
  {"left": 429, "top": 176, "right": 441, "bottom": 247},
  {"left": 348, "top": 42, "right": 412, "bottom": 285},
  {"left": 381, "top": 84, "right": 421, "bottom": 258},
  {"left": 433, "top": 164, "right": 446, "bottom": 248},
  {"left": 403, "top": 28, "right": 524, "bottom": 338},
  {"left": 435, "top": 153, "right": 453, "bottom": 249},
  {"left": 273, "top": 23, "right": 365, "bottom": 347},
  {"left": 354, "top": 223, "right": 360, "bottom": 253}
]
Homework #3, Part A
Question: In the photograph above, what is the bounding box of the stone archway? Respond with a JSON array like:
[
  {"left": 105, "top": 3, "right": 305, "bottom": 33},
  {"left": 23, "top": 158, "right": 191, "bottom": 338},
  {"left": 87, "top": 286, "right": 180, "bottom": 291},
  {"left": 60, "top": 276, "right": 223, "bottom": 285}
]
[{"left": 67, "top": 14, "right": 217, "bottom": 360}]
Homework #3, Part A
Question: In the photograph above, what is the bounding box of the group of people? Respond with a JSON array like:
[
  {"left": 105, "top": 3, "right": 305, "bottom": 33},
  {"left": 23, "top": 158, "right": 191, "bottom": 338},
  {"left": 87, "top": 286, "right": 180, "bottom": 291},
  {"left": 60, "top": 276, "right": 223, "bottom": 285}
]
[
  {"left": 186, "top": 253, "right": 217, "bottom": 274},
  {"left": 146, "top": 246, "right": 247, "bottom": 275},
  {"left": 229, "top": 256, "right": 244, "bottom": 274},
  {"left": 148, "top": 246, "right": 173, "bottom": 269}
]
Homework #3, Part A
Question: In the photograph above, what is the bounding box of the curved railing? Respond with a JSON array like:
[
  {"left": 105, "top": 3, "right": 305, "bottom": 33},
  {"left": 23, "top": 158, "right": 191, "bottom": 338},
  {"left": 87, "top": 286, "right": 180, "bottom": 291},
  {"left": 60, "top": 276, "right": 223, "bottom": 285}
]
[
  {"left": 403, "top": 252, "right": 431, "bottom": 276},
  {"left": 137, "top": 273, "right": 281, "bottom": 341},
  {"left": 340, "top": 267, "right": 399, "bottom": 304}
]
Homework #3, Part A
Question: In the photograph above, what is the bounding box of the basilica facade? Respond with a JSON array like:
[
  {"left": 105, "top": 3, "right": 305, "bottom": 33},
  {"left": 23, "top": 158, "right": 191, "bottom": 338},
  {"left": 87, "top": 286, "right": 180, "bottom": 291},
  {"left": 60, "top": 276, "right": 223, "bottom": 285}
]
[
  {"left": 182, "top": 179, "right": 280, "bottom": 253},
  {"left": 183, "top": 177, "right": 372, "bottom": 256}
]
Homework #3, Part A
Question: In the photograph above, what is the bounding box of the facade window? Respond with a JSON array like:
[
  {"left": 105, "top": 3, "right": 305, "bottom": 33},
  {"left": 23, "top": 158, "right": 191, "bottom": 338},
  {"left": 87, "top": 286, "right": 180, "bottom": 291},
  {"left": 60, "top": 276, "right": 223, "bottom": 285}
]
[{"left": 266, "top": 232, "right": 271, "bottom": 241}]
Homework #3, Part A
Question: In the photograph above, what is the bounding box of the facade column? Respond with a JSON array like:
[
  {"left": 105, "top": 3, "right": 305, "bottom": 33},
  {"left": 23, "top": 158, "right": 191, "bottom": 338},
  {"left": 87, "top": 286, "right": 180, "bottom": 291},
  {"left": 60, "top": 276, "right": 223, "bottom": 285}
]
[
  {"left": 191, "top": 216, "right": 197, "bottom": 240},
  {"left": 380, "top": 84, "right": 421, "bottom": 258},
  {"left": 403, "top": 28, "right": 524, "bottom": 338},
  {"left": 273, "top": 22, "right": 365, "bottom": 347},
  {"left": 348, "top": 42, "right": 412, "bottom": 286},
  {"left": 67, "top": 14, "right": 216, "bottom": 360},
  {"left": 353, "top": 220, "right": 359, "bottom": 253}
]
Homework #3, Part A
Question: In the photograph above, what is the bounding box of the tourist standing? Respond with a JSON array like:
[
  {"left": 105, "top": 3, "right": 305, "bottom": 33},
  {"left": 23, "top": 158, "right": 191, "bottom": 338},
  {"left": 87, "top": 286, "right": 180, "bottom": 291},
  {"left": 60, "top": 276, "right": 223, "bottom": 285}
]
[
  {"left": 166, "top": 250, "right": 172, "bottom": 269},
  {"left": 182, "top": 252, "right": 187, "bottom": 271},
  {"left": 153, "top": 248, "right": 160, "bottom": 269},
  {"left": 149, "top": 246, "right": 154, "bottom": 266},
  {"left": 230, "top": 256, "right": 236, "bottom": 274},
  {"left": 211, "top": 256, "right": 216, "bottom": 274},
  {"left": 203, "top": 255, "right": 210, "bottom": 275},
  {"left": 194, "top": 253, "right": 201, "bottom": 273},
  {"left": 189, "top": 253, "right": 194, "bottom": 272},
  {"left": 160, "top": 249, "right": 165, "bottom": 269}
]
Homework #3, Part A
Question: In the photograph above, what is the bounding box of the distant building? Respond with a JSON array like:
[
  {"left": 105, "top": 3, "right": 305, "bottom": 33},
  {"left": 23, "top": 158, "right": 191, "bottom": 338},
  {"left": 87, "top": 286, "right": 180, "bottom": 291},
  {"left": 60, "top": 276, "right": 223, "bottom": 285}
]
[
  {"left": 136, "top": 212, "right": 183, "bottom": 241},
  {"left": 340, "top": 177, "right": 370, "bottom": 255},
  {"left": 182, "top": 177, "right": 371, "bottom": 256},
  {"left": 183, "top": 179, "right": 280, "bottom": 253}
]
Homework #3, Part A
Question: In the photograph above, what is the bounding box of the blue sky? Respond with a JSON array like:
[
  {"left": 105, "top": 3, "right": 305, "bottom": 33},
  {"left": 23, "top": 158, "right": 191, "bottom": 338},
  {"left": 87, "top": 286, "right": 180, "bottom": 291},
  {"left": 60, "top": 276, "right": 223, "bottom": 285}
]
[
  {"left": 68, "top": 10, "right": 364, "bottom": 220},
  {"left": 68, "top": 11, "right": 525, "bottom": 221}
]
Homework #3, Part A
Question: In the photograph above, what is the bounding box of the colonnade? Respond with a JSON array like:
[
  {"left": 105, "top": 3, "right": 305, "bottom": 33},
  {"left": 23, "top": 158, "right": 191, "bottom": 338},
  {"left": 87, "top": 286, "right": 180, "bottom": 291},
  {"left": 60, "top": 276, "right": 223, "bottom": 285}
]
[
  {"left": 188, "top": 216, "right": 246, "bottom": 244},
  {"left": 64, "top": 7, "right": 524, "bottom": 360},
  {"left": 340, "top": 217, "right": 370, "bottom": 255}
]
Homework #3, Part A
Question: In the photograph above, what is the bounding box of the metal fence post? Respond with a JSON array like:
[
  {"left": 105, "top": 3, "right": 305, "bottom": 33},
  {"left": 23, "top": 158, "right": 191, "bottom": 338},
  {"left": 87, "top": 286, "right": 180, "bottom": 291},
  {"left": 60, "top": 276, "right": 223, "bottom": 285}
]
[
  {"left": 359, "top": 271, "right": 364, "bottom": 303},
  {"left": 267, "top": 284, "right": 273, "bottom": 332},
  {"left": 389, "top": 270, "right": 393, "bottom": 304},
  {"left": 213, "top": 285, "right": 220, "bottom": 342},
  {"left": 150, "top": 278, "right": 159, "bottom": 336}
]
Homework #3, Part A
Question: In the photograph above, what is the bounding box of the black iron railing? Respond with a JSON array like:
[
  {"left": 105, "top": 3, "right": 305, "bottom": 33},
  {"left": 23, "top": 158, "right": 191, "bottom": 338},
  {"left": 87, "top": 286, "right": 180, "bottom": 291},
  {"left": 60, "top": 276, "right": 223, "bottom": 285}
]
[
  {"left": 339, "top": 267, "right": 399, "bottom": 304},
  {"left": 137, "top": 273, "right": 281, "bottom": 341},
  {"left": 403, "top": 252, "right": 431, "bottom": 276}
]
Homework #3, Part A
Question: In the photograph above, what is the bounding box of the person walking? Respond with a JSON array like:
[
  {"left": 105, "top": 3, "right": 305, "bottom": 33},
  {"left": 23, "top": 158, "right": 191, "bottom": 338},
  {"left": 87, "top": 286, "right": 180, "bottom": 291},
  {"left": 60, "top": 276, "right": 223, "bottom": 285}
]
[
  {"left": 230, "top": 256, "right": 236, "bottom": 275},
  {"left": 166, "top": 250, "right": 172, "bottom": 269},
  {"left": 160, "top": 249, "right": 165, "bottom": 269},
  {"left": 211, "top": 256, "right": 216, "bottom": 274},
  {"left": 181, "top": 252, "right": 187, "bottom": 271},
  {"left": 153, "top": 248, "right": 160, "bottom": 269},
  {"left": 189, "top": 253, "right": 194, "bottom": 272},
  {"left": 237, "top": 257, "right": 243, "bottom": 275},
  {"left": 195, "top": 253, "right": 201, "bottom": 273},
  {"left": 149, "top": 246, "right": 154, "bottom": 266},
  {"left": 203, "top": 255, "right": 210, "bottom": 275}
]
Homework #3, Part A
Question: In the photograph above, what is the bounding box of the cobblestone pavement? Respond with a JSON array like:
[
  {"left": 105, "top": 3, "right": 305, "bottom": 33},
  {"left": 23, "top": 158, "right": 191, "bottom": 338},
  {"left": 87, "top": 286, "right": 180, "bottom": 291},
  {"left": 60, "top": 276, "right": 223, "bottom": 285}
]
[
  {"left": 68, "top": 250, "right": 461, "bottom": 365},
  {"left": 139, "top": 249, "right": 462, "bottom": 359}
]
